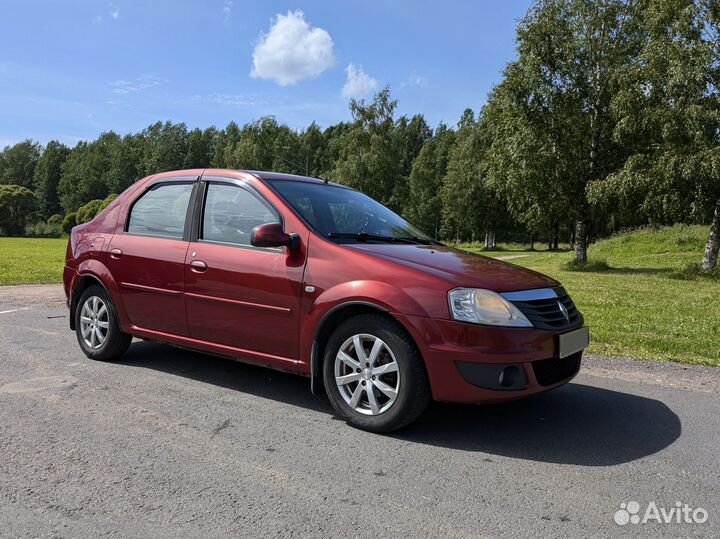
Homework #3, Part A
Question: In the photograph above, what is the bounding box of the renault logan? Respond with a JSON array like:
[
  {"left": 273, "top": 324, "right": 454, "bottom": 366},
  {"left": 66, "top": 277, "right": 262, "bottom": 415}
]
[{"left": 63, "top": 169, "right": 589, "bottom": 432}]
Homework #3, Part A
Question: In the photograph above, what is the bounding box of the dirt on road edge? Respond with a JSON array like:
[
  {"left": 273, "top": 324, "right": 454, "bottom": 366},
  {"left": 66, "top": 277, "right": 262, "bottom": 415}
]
[{"left": 0, "top": 283, "right": 66, "bottom": 308}]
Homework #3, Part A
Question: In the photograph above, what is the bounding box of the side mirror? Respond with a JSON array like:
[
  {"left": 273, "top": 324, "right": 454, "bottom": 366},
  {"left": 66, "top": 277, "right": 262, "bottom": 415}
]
[{"left": 251, "top": 223, "right": 300, "bottom": 251}]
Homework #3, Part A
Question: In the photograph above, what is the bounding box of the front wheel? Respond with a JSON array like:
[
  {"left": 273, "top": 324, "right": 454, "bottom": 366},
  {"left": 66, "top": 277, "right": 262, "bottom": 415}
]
[
  {"left": 323, "top": 314, "right": 430, "bottom": 432},
  {"left": 75, "top": 285, "right": 132, "bottom": 361}
]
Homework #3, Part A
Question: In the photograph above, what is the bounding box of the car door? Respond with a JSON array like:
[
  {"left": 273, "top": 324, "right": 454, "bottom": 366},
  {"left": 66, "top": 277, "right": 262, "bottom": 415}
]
[
  {"left": 107, "top": 177, "right": 197, "bottom": 336},
  {"left": 184, "top": 178, "right": 304, "bottom": 365}
]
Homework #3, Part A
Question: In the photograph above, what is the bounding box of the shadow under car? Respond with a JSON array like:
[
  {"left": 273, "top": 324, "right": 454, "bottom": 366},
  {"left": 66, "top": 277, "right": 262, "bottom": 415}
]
[{"left": 121, "top": 341, "right": 681, "bottom": 466}]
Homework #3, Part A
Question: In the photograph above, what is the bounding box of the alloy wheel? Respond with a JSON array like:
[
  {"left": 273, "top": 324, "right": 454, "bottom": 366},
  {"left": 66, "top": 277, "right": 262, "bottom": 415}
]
[
  {"left": 79, "top": 296, "right": 109, "bottom": 349},
  {"left": 334, "top": 333, "right": 400, "bottom": 415}
]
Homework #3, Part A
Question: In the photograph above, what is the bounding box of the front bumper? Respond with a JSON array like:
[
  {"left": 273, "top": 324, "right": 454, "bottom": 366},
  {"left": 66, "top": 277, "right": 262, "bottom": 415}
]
[{"left": 395, "top": 314, "right": 585, "bottom": 404}]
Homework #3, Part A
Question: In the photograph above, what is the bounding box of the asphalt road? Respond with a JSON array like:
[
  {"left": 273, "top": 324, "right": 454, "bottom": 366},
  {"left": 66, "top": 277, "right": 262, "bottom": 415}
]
[{"left": 1, "top": 285, "right": 718, "bottom": 538}]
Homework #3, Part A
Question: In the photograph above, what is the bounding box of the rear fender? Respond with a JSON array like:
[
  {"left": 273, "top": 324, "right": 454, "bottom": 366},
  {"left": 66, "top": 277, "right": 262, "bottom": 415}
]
[{"left": 71, "top": 259, "right": 129, "bottom": 331}]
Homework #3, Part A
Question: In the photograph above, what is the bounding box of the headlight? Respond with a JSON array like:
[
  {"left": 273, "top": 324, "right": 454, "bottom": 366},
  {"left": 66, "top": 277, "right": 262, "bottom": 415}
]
[{"left": 448, "top": 288, "right": 533, "bottom": 327}]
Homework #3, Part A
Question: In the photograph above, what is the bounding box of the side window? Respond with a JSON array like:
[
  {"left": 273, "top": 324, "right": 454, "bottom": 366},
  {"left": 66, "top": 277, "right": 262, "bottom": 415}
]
[
  {"left": 127, "top": 182, "right": 194, "bottom": 238},
  {"left": 202, "top": 183, "right": 278, "bottom": 246}
]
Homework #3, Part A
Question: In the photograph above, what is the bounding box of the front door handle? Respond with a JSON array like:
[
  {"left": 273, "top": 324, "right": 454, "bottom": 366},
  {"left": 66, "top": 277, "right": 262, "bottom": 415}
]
[
  {"left": 110, "top": 248, "right": 122, "bottom": 259},
  {"left": 190, "top": 260, "right": 208, "bottom": 273}
]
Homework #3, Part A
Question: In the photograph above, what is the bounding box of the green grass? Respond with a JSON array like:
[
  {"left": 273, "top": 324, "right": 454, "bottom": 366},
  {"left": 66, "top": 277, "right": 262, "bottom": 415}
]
[
  {"left": 0, "top": 237, "right": 67, "bottom": 285},
  {"left": 563, "top": 258, "right": 611, "bottom": 272},
  {"left": 589, "top": 224, "right": 707, "bottom": 269},
  {"left": 462, "top": 225, "right": 720, "bottom": 367}
]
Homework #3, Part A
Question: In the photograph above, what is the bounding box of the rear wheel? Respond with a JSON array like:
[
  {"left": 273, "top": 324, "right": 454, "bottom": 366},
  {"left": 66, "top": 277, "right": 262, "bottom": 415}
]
[
  {"left": 323, "top": 314, "right": 430, "bottom": 432},
  {"left": 75, "top": 285, "right": 131, "bottom": 361}
]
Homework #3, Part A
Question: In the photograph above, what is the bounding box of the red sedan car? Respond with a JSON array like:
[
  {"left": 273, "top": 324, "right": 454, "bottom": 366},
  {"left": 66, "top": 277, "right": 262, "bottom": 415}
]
[{"left": 64, "top": 169, "right": 589, "bottom": 432}]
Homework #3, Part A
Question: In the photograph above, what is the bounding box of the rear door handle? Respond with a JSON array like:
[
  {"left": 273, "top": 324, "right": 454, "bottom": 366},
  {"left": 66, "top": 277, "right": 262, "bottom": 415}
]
[
  {"left": 110, "top": 248, "right": 122, "bottom": 259},
  {"left": 190, "top": 260, "right": 208, "bottom": 273}
]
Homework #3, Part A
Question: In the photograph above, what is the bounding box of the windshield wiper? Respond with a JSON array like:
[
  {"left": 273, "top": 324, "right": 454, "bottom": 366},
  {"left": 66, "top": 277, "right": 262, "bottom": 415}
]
[
  {"left": 399, "top": 235, "right": 442, "bottom": 245},
  {"left": 327, "top": 232, "right": 429, "bottom": 244}
]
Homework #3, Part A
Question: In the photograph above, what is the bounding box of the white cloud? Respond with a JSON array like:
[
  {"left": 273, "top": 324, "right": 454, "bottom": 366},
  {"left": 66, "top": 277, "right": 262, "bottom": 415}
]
[
  {"left": 194, "top": 93, "right": 267, "bottom": 109},
  {"left": 222, "top": 0, "right": 232, "bottom": 24},
  {"left": 341, "top": 63, "right": 378, "bottom": 99},
  {"left": 111, "top": 74, "right": 166, "bottom": 94},
  {"left": 250, "top": 10, "right": 334, "bottom": 86},
  {"left": 93, "top": 5, "right": 119, "bottom": 24},
  {"left": 401, "top": 72, "right": 429, "bottom": 88}
]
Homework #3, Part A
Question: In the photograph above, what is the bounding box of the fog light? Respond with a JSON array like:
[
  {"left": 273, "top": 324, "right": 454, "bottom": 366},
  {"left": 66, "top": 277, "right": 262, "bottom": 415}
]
[{"left": 499, "top": 365, "right": 522, "bottom": 388}]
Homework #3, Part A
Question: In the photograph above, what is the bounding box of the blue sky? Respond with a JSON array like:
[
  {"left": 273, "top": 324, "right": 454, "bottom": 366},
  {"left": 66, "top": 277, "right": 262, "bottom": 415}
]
[{"left": 0, "top": 0, "right": 531, "bottom": 147}]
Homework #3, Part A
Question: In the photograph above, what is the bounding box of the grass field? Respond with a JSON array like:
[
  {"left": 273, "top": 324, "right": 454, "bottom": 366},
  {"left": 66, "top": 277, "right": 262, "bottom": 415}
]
[
  {"left": 1, "top": 225, "right": 717, "bottom": 366},
  {"left": 0, "top": 237, "right": 67, "bottom": 285},
  {"left": 461, "top": 225, "right": 719, "bottom": 367}
]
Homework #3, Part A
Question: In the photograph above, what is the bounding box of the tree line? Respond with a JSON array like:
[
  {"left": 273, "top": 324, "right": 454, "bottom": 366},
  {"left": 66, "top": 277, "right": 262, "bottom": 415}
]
[{"left": 0, "top": 0, "right": 718, "bottom": 270}]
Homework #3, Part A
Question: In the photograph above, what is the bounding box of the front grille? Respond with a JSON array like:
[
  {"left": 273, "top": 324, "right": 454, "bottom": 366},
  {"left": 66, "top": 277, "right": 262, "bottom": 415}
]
[
  {"left": 532, "top": 352, "right": 582, "bottom": 386},
  {"left": 507, "top": 288, "right": 583, "bottom": 330}
]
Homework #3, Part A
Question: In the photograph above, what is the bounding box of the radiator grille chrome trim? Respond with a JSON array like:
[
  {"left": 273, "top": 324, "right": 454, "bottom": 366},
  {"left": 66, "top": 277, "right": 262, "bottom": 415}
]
[
  {"left": 502, "top": 287, "right": 583, "bottom": 331},
  {"left": 500, "top": 287, "right": 563, "bottom": 302}
]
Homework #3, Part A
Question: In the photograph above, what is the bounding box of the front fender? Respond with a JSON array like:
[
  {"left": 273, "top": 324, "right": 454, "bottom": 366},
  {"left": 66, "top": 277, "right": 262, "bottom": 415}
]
[
  {"left": 312, "top": 279, "right": 430, "bottom": 318},
  {"left": 299, "top": 280, "right": 431, "bottom": 367}
]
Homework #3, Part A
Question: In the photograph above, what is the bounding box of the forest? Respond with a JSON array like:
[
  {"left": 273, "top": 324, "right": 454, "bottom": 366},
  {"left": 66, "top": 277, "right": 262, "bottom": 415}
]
[{"left": 0, "top": 0, "right": 718, "bottom": 271}]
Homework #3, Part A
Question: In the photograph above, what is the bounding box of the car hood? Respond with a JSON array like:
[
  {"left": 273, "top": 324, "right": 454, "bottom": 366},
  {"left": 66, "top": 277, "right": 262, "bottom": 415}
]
[{"left": 345, "top": 243, "right": 559, "bottom": 292}]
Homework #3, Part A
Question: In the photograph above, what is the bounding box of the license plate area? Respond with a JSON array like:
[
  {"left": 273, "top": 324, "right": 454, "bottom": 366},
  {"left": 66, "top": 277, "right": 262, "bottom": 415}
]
[{"left": 558, "top": 327, "right": 590, "bottom": 358}]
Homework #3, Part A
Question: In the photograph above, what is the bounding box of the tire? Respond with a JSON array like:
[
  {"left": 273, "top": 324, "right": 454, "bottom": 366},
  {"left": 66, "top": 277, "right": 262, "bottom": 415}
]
[
  {"left": 323, "top": 314, "right": 430, "bottom": 433},
  {"left": 74, "top": 285, "right": 132, "bottom": 361}
]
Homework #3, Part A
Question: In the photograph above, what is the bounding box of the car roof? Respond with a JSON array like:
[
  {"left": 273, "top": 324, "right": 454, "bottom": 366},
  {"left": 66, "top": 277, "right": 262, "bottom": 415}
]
[
  {"left": 243, "top": 171, "right": 349, "bottom": 189},
  {"left": 146, "top": 168, "right": 349, "bottom": 189},
  {"left": 244, "top": 170, "right": 327, "bottom": 183},
  {"left": 146, "top": 169, "right": 347, "bottom": 188}
]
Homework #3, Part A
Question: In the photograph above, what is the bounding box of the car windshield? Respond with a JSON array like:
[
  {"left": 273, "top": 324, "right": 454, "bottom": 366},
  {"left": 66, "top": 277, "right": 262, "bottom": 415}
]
[{"left": 266, "top": 180, "right": 434, "bottom": 244}]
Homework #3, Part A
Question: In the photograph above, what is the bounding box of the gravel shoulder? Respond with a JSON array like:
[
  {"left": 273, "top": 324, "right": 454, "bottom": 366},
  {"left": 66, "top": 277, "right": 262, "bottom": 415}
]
[{"left": 0, "top": 283, "right": 66, "bottom": 309}]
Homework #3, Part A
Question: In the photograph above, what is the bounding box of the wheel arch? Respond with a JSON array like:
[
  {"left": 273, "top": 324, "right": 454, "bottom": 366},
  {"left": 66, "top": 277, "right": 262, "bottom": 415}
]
[
  {"left": 69, "top": 259, "right": 126, "bottom": 331},
  {"left": 69, "top": 274, "right": 108, "bottom": 330},
  {"left": 310, "top": 301, "right": 423, "bottom": 395}
]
